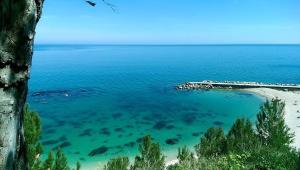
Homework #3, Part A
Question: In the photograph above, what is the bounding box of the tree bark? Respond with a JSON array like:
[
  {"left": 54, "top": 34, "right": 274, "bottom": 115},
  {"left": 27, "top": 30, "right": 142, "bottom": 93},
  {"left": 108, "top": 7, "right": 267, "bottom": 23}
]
[{"left": 0, "top": 0, "right": 44, "bottom": 169}]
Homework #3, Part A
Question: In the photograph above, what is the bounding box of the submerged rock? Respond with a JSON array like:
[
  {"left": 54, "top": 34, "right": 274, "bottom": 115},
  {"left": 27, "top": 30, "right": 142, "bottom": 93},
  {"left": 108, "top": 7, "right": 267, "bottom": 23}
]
[
  {"left": 142, "top": 116, "right": 153, "bottom": 121},
  {"left": 99, "top": 128, "right": 111, "bottom": 136},
  {"left": 56, "top": 120, "right": 66, "bottom": 127},
  {"left": 114, "top": 127, "right": 123, "bottom": 132},
  {"left": 176, "top": 134, "right": 182, "bottom": 139},
  {"left": 124, "top": 142, "right": 135, "bottom": 148},
  {"left": 60, "top": 141, "right": 71, "bottom": 148},
  {"left": 136, "top": 137, "right": 143, "bottom": 143},
  {"left": 43, "top": 125, "right": 54, "bottom": 130},
  {"left": 115, "top": 145, "right": 122, "bottom": 149},
  {"left": 153, "top": 121, "right": 168, "bottom": 130},
  {"left": 151, "top": 113, "right": 164, "bottom": 120},
  {"left": 112, "top": 113, "right": 123, "bottom": 119},
  {"left": 101, "top": 127, "right": 109, "bottom": 131},
  {"left": 182, "top": 113, "right": 197, "bottom": 124},
  {"left": 31, "top": 89, "right": 69, "bottom": 97},
  {"left": 44, "top": 129, "right": 56, "bottom": 134},
  {"left": 213, "top": 121, "right": 224, "bottom": 126},
  {"left": 165, "top": 138, "right": 179, "bottom": 145},
  {"left": 79, "top": 130, "right": 92, "bottom": 137},
  {"left": 125, "top": 125, "right": 134, "bottom": 128},
  {"left": 58, "top": 135, "right": 67, "bottom": 141},
  {"left": 69, "top": 121, "right": 81, "bottom": 128},
  {"left": 88, "top": 146, "right": 109, "bottom": 156},
  {"left": 53, "top": 141, "right": 71, "bottom": 150},
  {"left": 166, "top": 125, "right": 175, "bottom": 129},
  {"left": 192, "top": 132, "right": 201, "bottom": 137},
  {"left": 42, "top": 140, "right": 59, "bottom": 145}
]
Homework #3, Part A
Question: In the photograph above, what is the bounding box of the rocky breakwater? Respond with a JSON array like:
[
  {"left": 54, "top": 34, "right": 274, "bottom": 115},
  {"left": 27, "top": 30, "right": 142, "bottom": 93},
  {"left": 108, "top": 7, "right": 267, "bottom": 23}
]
[
  {"left": 176, "top": 80, "right": 300, "bottom": 91},
  {"left": 176, "top": 82, "right": 214, "bottom": 90}
]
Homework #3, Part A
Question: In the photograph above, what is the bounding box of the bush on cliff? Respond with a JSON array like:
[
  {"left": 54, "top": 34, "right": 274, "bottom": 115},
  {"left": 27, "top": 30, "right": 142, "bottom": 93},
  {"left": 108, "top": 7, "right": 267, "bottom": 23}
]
[
  {"left": 131, "top": 135, "right": 165, "bottom": 170},
  {"left": 24, "top": 105, "right": 76, "bottom": 170},
  {"left": 195, "top": 127, "right": 227, "bottom": 157}
]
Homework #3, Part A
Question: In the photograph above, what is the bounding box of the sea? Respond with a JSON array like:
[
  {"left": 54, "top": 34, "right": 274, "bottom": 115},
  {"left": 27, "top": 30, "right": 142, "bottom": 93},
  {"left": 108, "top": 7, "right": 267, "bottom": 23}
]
[{"left": 27, "top": 45, "right": 300, "bottom": 168}]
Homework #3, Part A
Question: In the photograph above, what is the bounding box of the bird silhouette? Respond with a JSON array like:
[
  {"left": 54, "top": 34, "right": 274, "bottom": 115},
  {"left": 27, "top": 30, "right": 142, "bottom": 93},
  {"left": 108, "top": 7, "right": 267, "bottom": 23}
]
[{"left": 85, "top": 1, "right": 96, "bottom": 7}]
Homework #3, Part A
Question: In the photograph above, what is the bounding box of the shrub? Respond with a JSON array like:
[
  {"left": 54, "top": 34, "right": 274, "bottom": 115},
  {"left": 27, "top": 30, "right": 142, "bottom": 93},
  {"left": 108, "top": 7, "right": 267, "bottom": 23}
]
[
  {"left": 131, "top": 135, "right": 165, "bottom": 170},
  {"left": 24, "top": 104, "right": 73, "bottom": 170},
  {"left": 246, "top": 146, "right": 299, "bottom": 170},
  {"left": 217, "top": 153, "right": 251, "bottom": 170},
  {"left": 195, "top": 127, "right": 227, "bottom": 157},
  {"left": 24, "top": 104, "right": 43, "bottom": 169},
  {"left": 256, "top": 99, "right": 294, "bottom": 148},
  {"left": 41, "top": 149, "right": 75, "bottom": 170},
  {"left": 104, "top": 157, "right": 129, "bottom": 170},
  {"left": 226, "top": 118, "right": 259, "bottom": 152},
  {"left": 168, "top": 157, "right": 221, "bottom": 170},
  {"left": 177, "top": 146, "right": 194, "bottom": 164}
]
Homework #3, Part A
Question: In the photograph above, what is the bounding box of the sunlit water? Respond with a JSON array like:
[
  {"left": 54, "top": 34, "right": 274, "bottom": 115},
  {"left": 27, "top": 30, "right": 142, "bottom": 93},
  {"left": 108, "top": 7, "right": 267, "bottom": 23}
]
[{"left": 27, "top": 45, "right": 300, "bottom": 168}]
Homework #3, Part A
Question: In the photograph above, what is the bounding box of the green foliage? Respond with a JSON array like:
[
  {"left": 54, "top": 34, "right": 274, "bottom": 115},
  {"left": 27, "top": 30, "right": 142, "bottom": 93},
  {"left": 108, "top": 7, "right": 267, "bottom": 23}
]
[
  {"left": 167, "top": 147, "right": 222, "bottom": 170},
  {"left": 226, "top": 118, "right": 259, "bottom": 152},
  {"left": 76, "top": 161, "right": 81, "bottom": 170},
  {"left": 217, "top": 153, "right": 251, "bottom": 170},
  {"left": 104, "top": 157, "right": 129, "bottom": 170},
  {"left": 42, "top": 152, "right": 54, "bottom": 170},
  {"left": 165, "top": 99, "right": 299, "bottom": 170},
  {"left": 168, "top": 156, "right": 222, "bottom": 170},
  {"left": 24, "top": 104, "right": 43, "bottom": 169},
  {"left": 52, "top": 149, "right": 70, "bottom": 170},
  {"left": 195, "top": 127, "right": 227, "bottom": 157},
  {"left": 37, "top": 150, "right": 70, "bottom": 170},
  {"left": 171, "top": 147, "right": 195, "bottom": 169},
  {"left": 131, "top": 135, "right": 165, "bottom": 170},
  {"left": 246, "top": 146, "right": 299, "bottom": 170},
  {"left": 256, "top": 99, "right": 294, "bottom": 147},
  {"left": 177, "top": 147, "right": 194, "bottom": 164},
  {"left": 24, "top": 104, "right": 74, "bottom": 170}
]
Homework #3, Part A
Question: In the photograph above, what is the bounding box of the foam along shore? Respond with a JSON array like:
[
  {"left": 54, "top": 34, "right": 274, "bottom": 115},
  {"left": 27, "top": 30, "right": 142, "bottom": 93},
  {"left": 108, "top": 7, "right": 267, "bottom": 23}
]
[{"left": 243, "top": 88, "right": 300, "bottom": 149}]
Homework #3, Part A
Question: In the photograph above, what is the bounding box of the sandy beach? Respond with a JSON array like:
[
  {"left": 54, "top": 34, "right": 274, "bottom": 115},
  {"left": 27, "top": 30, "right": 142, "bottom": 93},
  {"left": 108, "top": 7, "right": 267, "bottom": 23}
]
[{"left": 244, "top": 88, "right": 300, "bottom": 149}]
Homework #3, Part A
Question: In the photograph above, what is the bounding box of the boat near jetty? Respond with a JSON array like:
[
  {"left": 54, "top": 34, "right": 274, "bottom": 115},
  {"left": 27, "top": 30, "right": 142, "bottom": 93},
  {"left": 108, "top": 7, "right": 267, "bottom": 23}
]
[{"left": 176, "top": 80, "right": 300, "bottom": 91}]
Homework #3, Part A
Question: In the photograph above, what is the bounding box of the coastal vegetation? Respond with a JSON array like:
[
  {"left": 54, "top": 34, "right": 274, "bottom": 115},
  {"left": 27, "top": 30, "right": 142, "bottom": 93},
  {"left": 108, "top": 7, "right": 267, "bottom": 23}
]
[
  {"left": 104, "top": 99, "right": 299, "bottom": 170},
  {"left": 24, "top": 105, "right": 79, "bottom": 170},
  {"left": 24, "top": 99, "right": 300, "bottom": 170}
]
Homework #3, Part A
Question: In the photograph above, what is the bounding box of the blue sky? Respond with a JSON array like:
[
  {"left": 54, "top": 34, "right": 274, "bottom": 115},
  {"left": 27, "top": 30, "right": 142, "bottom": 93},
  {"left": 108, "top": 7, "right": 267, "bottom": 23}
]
[{"left": 35, "top": 0, "right": 300, "bottom": 44}]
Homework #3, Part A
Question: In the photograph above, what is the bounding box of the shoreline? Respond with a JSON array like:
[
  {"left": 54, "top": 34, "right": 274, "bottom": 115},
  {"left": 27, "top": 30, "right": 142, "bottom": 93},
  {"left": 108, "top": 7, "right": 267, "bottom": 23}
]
[
  {"left": 73, "top": 149, "right": 180, "bottom": 170},
  {"left": 243, "top": 88, "right": 300, "bottom": 149}
]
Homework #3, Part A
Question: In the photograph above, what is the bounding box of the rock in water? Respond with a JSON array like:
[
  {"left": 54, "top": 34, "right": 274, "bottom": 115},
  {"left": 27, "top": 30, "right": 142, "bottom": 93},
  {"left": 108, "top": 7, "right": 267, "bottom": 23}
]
[
  {"left": 88, "top": 146, "right": 108, "bottom": 156},
  {"left": 153, "top": 121, "right": 167, "bottom": 129},
  {"left": 165, "top": 138, "right": 179, "bottom": 145},
  {"left": 42, "top": 140, "right": 59, "bottom": 145},
  {"left": 213, "top": 121, "right": 224, "bottom": 126},
  {"left": 53, "top": 141, "right": 71, "bottom": 150}
]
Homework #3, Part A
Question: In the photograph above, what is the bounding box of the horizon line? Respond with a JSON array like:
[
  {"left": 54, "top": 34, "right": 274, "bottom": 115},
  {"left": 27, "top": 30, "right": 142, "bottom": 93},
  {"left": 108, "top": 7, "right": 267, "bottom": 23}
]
[{"left": 35, "top": 43, "right": 300, "bottom": 46}]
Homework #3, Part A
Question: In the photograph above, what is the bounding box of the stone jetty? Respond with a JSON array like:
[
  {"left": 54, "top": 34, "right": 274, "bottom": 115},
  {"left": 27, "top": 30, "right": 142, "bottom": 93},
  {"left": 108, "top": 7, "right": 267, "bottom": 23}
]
[{"left": 176, "top": 80, "right": 300, "bottom": 91}]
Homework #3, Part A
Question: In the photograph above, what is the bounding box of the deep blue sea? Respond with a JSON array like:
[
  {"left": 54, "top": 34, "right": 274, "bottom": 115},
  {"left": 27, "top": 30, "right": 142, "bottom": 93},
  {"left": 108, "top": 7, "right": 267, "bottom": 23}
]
[{"left": 27, "top": 45, "right": 300, "bottom": 168}]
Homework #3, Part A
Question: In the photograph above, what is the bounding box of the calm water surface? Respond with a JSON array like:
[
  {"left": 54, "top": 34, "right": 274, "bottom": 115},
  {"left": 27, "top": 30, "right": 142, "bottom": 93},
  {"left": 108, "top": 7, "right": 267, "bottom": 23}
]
[{"left": 28, "top": 45, "right": 300, "bottom": 167}]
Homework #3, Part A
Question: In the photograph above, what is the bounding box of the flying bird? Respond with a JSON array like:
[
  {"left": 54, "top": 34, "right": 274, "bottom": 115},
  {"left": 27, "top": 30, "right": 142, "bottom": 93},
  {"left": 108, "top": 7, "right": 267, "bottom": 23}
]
[{"left": 85, "top": 1, "right": 96, "bottom": 7}]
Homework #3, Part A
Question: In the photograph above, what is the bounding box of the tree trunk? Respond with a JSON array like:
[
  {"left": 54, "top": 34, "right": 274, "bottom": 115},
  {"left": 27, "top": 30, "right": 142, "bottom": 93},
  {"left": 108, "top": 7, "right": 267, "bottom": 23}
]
[{"left": 0, "top": 0, "right": 44, "bottom": 169}]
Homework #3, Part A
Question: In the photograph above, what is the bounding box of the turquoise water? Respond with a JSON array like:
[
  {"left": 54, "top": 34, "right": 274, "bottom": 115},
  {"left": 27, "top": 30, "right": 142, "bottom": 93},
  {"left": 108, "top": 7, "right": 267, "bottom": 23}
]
[{"left": 27, "top": 45, "right": 300, "bottom": 168}]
